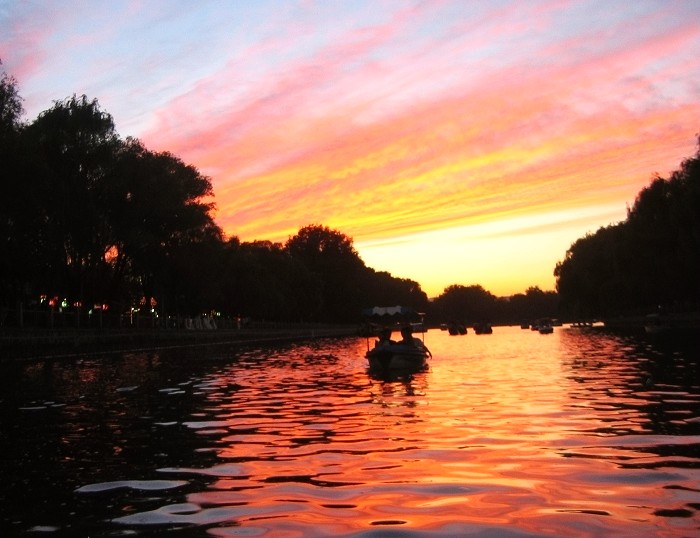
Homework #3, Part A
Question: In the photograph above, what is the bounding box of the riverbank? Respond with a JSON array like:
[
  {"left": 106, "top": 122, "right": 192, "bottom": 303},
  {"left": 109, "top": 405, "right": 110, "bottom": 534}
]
[
  {"left": 0, "top": 323, "right": 358, "bottom": 361},
  {"left": 603, "top": 311, "right": 700, "bottom": 336}
]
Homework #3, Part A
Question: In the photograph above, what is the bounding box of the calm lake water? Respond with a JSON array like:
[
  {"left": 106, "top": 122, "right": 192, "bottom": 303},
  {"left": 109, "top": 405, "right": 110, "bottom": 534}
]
[{"left": 1, "top": 326, "right": 698, "bottom": 537}]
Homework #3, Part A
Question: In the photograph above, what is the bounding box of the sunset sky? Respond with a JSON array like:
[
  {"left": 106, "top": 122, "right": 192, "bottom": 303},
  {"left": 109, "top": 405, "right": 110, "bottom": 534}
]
[{"left": 2, "top": 1, "right": 699, "bottom": 297}]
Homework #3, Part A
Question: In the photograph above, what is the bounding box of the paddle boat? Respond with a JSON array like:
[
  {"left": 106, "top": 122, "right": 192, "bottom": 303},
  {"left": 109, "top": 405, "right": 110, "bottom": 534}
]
[
  {"left": 447, "top": 321, "right": 467, "bottom": 335},
  {"left": 366, "top": 329, "right": 431, "bottom": 370},
  {"left": 362, "top": 306, "right": 432, "bottom": 371},
  {"left": 473, "top": 322, "right": 493, "bottom": 334},
  {"left": 534, "top": 318, "right": 554, "bottom": 334}
]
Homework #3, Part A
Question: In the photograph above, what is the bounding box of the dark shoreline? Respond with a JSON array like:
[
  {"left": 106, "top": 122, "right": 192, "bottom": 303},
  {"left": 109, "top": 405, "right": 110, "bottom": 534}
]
[{"left": 0, "top": 324, "right": 359, "bottom": 361}]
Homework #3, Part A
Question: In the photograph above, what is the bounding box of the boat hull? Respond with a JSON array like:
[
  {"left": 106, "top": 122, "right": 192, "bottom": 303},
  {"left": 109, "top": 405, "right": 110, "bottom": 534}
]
[{"left": 366, "top": 345, "right": 429, "bottom": 371}]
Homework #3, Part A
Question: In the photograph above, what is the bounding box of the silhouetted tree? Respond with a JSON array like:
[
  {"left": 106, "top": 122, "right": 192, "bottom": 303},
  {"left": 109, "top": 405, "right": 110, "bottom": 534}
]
[
  {"left": 215, "top": 239, "right": 321, "bottom": 321},
  {"left": 21, "top": 95, "right": 121, "bottom": 309},
  {"left": 0, "top": 64, "right": 30, "bottom": 321},
  {"left": 359, "top": 269, "right": 429, "bottom": 313},
  {"left": 432, "top": 284, "right": 497, "bottom": 324},
  {"left": 0, "top": 61, "right": 23, "bottom": 137},
  {"left": 626, "top": 152, "right": 700, "bottom": 306},
  {"left": 105, "top": 137, "right": 221, "bottom": 314},
  {"left": 521, "top": 286, "right": 559, "bottom": 320},
  {"left": 0, "top": 81, "right": 222, "bottom": 323},
  {"left": 285, "top": 224, "right": 367, "bottom": 321},
  {"left": 555, "top": 138, "right": 700, "bottom": 318}
]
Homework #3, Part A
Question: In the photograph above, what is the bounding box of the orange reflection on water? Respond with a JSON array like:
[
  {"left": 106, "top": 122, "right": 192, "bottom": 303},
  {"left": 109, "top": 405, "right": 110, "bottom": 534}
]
[
  {"left": 153, "top": 328, "right": 694, "bottom": 535},
  {"left": 2, "top": 327, "right": 698, "bottom": 536}
]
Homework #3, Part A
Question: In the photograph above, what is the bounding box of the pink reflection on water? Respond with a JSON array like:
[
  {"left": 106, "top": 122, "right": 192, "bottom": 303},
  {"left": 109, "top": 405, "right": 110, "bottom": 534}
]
[
  {"left": 146, "top": 328, "right": 697, "bottom": 535},
  {"left": 1, "top": 327, "right": 698, "bottom": 536}
]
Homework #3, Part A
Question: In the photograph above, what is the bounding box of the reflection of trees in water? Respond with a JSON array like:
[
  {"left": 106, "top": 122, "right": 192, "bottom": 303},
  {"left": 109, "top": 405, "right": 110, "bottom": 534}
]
[
  {"left": 560, "top": 329, "right": 700, "bottom": 443},
  {"left": 0, "top": 350, "right": 218, "bottom": 531}
]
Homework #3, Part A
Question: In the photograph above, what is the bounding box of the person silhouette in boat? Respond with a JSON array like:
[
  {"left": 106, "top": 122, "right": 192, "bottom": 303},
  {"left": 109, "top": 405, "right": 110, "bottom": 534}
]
[
  {"left": 375, "top": 328, "right": 395, "bottom": 348},
  {"left": 400, "top": 325, "right": 416, "bottom": 346},
  {"left": 400, "top": 325, "right": 432, "bottom": 357}
]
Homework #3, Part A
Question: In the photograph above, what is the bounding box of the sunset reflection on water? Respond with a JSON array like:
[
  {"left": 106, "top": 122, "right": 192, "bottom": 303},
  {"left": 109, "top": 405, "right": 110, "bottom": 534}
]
[{"left": 0, "top": 326, "right": 698, "bottom": 536}]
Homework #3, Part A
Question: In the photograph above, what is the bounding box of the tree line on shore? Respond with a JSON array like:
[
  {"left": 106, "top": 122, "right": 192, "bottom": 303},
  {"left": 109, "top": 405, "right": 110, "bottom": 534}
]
[
  {"left": 0, "top": 65, "right": 560, "bottom": 326},
  {"left": 555, "top": 139, "right": 700, "bottom": 320},
  {"left": 2, "top": 63, "right": 697, "bottom": 327}
]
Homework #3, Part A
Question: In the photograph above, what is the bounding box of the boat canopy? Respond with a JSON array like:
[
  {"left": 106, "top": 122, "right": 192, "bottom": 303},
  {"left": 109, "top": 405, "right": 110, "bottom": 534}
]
[{"left": 362, "top": 305, "right": 422, "bottom": 321}]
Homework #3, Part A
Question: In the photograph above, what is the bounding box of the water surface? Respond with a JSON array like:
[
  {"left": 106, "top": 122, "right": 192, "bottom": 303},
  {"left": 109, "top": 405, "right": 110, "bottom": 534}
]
[{"left": 1, "top": 326, "right": 698, "bottom": 536}]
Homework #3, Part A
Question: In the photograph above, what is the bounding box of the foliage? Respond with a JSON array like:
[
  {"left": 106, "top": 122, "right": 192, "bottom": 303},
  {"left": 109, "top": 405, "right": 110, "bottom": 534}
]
[
  {"left": 429, "top": 284, "right": 558, "bottom": 325},
  {"left": 22, "top": 95, "right": 121, "bottom": 306},
  {"left": 0, "top": 89, "right": 221, "bottom": 319},
  {"left": 432, "top": 284, "right": 496, "bottom": 322},
  {"left": 0, "top": 63, "right": 27, "bottom": 306},
  {"left": 105, "top": 137, "right": 220, "bottom": 312},
  {"left": 555, "top": 139, "right": 700, "bottom": 318},
  {"left": 0, "top": 62, "right": 24, "bottom": 136},
  {"left": 216, "top": 239, "right": 322, "bottom": 321},
  {"left": 503, "top": 287, "right": 560, "bottom": 323},
  {"left": 285, "top": 225, "right": 366, "bottom": 321}
]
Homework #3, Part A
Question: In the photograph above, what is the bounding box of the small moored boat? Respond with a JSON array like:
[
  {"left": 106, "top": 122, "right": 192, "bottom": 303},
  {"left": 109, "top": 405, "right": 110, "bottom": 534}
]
[
  {"left": 535, "top": 318, "right": 554, "bottom": 334},
  {"left": 447, "top": 321, "right": 467, "bottom": 335},
  {"left": 473, "top": 322, "right": 493, "bottom": 334}
]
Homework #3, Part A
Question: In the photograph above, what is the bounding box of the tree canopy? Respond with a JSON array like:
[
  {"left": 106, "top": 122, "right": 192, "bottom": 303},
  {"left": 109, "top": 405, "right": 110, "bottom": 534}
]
[
  {"left": 555, "top": 138, "right": 700, "bottom": 319},
  {"left": 0, "top": 82, "right": 222, "bottom": 321},
  {"left": 430, "top": 284, "right": 558, "bottom": 326}
]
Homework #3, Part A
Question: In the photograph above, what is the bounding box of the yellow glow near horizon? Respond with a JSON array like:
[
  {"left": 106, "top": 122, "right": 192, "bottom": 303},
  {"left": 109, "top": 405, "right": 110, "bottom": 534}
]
[{"left": 355, "top": 203, "right": 626, "bottom": 297}]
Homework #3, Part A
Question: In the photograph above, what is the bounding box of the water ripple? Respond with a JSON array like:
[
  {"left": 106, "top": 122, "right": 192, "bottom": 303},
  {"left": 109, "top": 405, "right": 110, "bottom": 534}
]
[{"left": 1, "top": 329, "right": 698, "bottom": 536}]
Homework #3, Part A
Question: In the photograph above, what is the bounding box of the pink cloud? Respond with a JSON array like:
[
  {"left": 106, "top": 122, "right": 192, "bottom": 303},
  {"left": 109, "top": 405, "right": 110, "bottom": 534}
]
[
  {"left": 0, "top": 5, "right": 55, "bottom": 83},
  {"left": 202, "top": 56, "right": 697, "bottom": 241},
  {"left": 5, "top": 0, "right": 697, "bottom": 252}
]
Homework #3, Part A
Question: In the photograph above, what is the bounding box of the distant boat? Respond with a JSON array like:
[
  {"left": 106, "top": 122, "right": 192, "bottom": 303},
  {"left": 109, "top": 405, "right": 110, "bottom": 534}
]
[
  {"left": 534, "top": 318, "right": 554, "bottom": 334},
  {"left": 447, "top": 321, "right": 467, "bottom": 335},
  {"left": 644, "top": 313, "right": 670, "bottom": 335},
  {"left": 643, "top": 311, "right": 700, "bottom": 336},
  {"left": 473, "top": 322, "right": 493, "bottom": 334}
]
